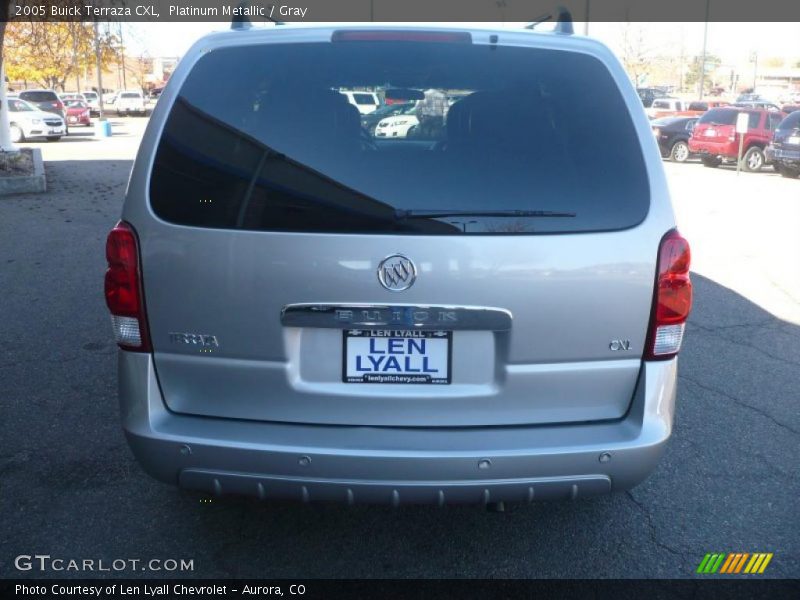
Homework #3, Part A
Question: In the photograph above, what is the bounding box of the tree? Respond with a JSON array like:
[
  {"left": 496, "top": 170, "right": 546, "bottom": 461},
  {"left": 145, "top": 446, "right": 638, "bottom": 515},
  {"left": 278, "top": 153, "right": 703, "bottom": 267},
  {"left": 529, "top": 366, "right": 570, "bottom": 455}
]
[
  {"left": 620, "top": 24, "right": 653, "bottom": 86},
  {"left": 128, "top": 53, "right": 153, "bottom": 95},
  {"left": 685, "top": 54, "right": 722, "bottom": 94},
  {"left": 4, "top": 21, "right": 120, "bottom": 90}
]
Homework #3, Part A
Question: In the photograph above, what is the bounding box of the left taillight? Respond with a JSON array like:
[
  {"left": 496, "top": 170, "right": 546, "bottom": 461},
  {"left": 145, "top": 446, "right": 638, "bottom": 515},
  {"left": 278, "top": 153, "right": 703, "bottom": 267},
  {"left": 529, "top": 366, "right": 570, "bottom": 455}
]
[
  {"left": 104, "top": 221, "right": 151, "bottom": 352},
  {"left": 644, "top": 229, "right": 692, "bottom": 360}
]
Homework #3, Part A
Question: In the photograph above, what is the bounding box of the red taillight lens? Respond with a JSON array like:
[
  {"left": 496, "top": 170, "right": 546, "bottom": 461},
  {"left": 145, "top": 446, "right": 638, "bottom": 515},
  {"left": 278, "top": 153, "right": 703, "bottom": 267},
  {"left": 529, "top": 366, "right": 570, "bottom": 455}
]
[
  {"left": 645, "top": 230, "right": 692, "bottom": 360},
  {"left": 104, "top": 221, "right": 151, "bottom": 351},
  {"left": 332, "top": 30, "right": 472, "bottom": 43},
  {"left": 54, "top": 101, "right": 63, "bottom": 109}
]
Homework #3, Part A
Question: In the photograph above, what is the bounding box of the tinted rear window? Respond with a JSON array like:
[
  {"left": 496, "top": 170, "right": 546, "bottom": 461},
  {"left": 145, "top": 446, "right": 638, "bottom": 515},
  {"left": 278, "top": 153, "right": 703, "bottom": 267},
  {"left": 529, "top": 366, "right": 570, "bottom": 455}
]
[
  {"left": 778, "top": 111, "right": 800, "bottom": 130},
  {"left": 699, "top": 108, "right": 760, "bottom": 128},
  {"left": 121, "top": 92, "right": 141, "bottom": 98},
  {"left": 352, "top": 93, "right": 376, "bottom": 105},
  {"left": 20, "top": 91, "right": 57, "bottom": 102},
  {"left": 150, "top": 41, "right": 649, "bottom": 235}
]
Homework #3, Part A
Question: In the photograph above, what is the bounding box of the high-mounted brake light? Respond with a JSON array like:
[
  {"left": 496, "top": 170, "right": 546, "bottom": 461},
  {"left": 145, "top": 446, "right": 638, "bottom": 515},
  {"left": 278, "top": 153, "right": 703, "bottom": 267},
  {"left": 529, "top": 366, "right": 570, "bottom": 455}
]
[
  {"left": 644, "top": 230, "right": 692, "bottom": 360},
  {"left": 331, "top": 30, "right": 472, "bottom": 43},
  {"left": 104, "top": 221, "right": 151, "bottom": 352}
]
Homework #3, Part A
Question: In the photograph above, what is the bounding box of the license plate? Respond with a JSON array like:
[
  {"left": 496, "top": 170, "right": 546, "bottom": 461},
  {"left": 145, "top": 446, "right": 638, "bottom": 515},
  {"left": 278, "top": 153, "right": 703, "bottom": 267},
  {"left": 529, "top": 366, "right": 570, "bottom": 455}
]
[
  {"left": 343, "top": 330, "right": 451, "bottom": 384},
  {"left": 48, "top": 129, "right": 63, "bottom": 134},
  {"left": 68, "top": 117, "right": 77, "bottom": 122},
  {"left": 787, "top": 136, "right": 800, "bottom": 145},
  {"left": 705, "top": 128, "right": 717, "bottom": 137}
]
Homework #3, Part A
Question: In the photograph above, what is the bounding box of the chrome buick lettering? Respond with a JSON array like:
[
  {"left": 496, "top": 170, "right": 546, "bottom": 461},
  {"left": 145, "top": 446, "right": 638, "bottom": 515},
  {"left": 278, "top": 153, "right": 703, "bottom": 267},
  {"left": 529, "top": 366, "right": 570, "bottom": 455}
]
[{"left": 169, "top": 332, "right": 219, "bottom": 347}]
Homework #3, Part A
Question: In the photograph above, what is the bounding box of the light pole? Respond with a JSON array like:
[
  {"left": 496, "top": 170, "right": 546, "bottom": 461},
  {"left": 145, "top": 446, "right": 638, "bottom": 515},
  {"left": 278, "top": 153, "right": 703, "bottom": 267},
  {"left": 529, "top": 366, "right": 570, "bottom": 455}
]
[
  {"left": 751, "top": 51, "right": 758, "bottom": 91},
  {"left": 94, "top": 20, "right": 105, "bottom": 120},
  {"left": 698, "top": 0, "right": 710, "bottom": 99}
]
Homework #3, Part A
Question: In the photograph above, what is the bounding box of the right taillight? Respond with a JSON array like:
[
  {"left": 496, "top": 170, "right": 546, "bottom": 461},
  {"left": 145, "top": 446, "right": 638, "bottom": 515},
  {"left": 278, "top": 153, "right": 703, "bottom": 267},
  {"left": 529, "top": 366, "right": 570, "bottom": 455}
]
[
  {"left": 104, "top": 221, "right": 151, "bottom": 352},
  {"left": 644, "top": 229, "right": 692, "bottom": 360}
]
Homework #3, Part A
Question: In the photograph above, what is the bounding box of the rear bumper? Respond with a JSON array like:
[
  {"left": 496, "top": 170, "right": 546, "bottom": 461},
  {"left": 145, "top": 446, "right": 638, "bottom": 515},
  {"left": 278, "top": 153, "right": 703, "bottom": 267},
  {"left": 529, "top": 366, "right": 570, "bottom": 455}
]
[
  {"left": 119, "top": 352, "right": 678, "bottom": 504},
  {"left": 766, "top": 145, "right": 800, "bottom": 165},
  {"left": 688, "top": 139, "right": 736, "bottom": 157}
]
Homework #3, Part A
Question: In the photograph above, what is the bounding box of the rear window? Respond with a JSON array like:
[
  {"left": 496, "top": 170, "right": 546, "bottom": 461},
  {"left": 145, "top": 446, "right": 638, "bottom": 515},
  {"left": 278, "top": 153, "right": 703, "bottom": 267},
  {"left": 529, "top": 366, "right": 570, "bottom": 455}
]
[
  {"left": 699, "top": 108, "right": 759, "bottom": 128},
  {"left": 149, "top": 41, "right": 649, "bottom": 235},
  {"left": 688, "top": 102, "right": 707, "bottom": 111},
  {"left": 352, "top": 93, "right": 376, "bottom": 105},
  {"left": 778, "top": 111, "right": 800, "bottom": 130},
  {"left": 20, "top": 91, "right": 57, "bottom": 102},
  {"left": 121, "top": 92, "right": 141, "bottom": 98}
]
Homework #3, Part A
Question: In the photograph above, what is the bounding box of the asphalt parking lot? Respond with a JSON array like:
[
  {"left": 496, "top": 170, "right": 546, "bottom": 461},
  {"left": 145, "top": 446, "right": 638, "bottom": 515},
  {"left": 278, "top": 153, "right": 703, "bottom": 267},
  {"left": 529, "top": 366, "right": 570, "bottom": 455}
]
[{"left": 1, "top": 118, "right": 798, "bottom": 579}]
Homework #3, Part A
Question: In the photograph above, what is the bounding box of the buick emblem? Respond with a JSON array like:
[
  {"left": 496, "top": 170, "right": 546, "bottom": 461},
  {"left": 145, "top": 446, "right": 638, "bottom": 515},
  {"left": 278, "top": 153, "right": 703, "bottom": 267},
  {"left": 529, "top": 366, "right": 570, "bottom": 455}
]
[{"left": 377, "top": 254, "right": 417, "bottom": 291}]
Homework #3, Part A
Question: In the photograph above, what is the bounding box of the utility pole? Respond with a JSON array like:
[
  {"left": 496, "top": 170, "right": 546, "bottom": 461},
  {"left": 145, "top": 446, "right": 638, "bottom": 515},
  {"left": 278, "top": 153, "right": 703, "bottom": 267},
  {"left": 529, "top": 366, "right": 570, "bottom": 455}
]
[
  {"left": 584, "top": 0, "right": 589, "bottom": 35},
  {"left": 698, "top": 0, "right": 710, "bottom": 99},
  {"left": 94, "top": 20, "right": 105, "bottom": 119},
  {"left": 119, "top": 23, "right": 127, "bottom": 90},
  {"left": 751, "top": 51, "right": 759, "bottom": 91}
]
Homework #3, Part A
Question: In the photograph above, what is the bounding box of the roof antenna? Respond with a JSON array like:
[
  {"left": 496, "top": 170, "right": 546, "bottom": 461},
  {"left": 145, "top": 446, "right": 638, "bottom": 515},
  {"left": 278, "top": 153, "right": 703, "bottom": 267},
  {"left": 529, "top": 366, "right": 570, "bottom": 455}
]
[
  {"left": 231, "top": 0, "right": 252, "bottom": 30},
  {"left": 266, "top": 4, "right": 285, "bottom": 25},
  {"left": 524, "top": 13, "right": 552, "bottom": 29},
  {"left": 554, "top": 6, "right": 574, "bottom": 35}
]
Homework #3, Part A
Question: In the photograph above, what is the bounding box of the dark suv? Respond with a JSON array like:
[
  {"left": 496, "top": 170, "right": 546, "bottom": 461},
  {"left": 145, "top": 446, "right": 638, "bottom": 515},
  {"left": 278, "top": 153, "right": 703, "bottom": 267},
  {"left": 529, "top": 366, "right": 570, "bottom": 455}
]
[
  {"left": 689, "top": 107, "right": 786, "bottom": 172},
  {"left": 18, "top": 89, "right": 66, "bottom": 121},
  {"left": 765, "top": 110, "right": 800, "bottom": 178}
]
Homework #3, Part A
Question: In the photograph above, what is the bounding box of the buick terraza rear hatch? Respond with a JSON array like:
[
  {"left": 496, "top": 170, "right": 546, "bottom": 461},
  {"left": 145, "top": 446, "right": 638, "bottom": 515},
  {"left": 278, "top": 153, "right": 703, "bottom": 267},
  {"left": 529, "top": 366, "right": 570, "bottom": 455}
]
[{"left": 139, "top": 32, "right": 657, "bottom": 427}]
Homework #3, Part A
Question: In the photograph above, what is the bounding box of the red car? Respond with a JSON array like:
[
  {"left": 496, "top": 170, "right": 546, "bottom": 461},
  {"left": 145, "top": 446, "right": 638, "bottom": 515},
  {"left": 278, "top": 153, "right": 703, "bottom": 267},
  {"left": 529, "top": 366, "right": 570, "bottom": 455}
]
[
  {"left": 64, "top": 100, "right": 91, "bottom": 127},
  {"left": 688, "top": 107, "right": 786, "bottom": 172}
]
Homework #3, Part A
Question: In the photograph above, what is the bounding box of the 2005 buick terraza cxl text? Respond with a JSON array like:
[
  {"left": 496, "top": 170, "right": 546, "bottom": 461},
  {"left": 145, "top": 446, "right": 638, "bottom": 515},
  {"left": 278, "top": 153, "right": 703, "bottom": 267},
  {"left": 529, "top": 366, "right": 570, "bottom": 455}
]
[{"left": 104, "top": 22, "right": 693, "bottom": 506}]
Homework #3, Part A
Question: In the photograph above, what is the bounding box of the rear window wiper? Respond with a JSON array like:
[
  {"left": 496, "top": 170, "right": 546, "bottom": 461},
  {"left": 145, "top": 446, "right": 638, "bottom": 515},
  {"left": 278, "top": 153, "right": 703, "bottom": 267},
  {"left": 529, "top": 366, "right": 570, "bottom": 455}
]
[{"left": 395, "top": 209, "right": 576, "bottom": 219}]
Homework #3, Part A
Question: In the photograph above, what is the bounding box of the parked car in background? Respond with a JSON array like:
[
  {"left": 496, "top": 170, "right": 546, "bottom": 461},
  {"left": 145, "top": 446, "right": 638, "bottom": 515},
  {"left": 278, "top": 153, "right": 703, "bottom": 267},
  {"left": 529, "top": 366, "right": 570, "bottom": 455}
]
[
  {"left": 682, "top": 100, "right": 729, "bottom": 115},
  {"left": 361, "top": 102, "right": 416, "bottom": 133},
  {"left": 339, "top": 90, "right": 380, "bottom": 114},
  {"left": 651, "top": 116, "right": 698, "bottom": 162},
  {"left": 374, "top": 113, "right": 419, "bottom": 138},
  {"left": 636, "top": 87, "right": 669, "bottom": 108},
  {"left": 646, "top": 98, "right": 687, "bottom": 119},
  {"left": 765, "top": 110, "right": 800, "bottom": 178},
  {"left": 18, "top": 89, "right": 66, "bottom": 121},
  {"left": 689, "top": 107, "right": 786, "bottom": 172},
  {"left": 108, "top": 24, "right": 692, "bottom": 505},
  {"left": 81, "top": 91, "right": 101, "bottom": 115},
  {"left": 103, "top": 90, "right": 118, "bottom": 104},
  {"left": 732, "top": 100, "right": 782, "bottom": 111},
  {"left": 6, "top": 98, "right": 65, "bottom": 142},
  {"left": 64, "top": 100, "right": 92, "bottom": 127},
  {"left": 60, "top": 92, "right": 86, "bottom": 103},
  {"left": 115, "top": 90, "right": 147, "bottom": 116}
]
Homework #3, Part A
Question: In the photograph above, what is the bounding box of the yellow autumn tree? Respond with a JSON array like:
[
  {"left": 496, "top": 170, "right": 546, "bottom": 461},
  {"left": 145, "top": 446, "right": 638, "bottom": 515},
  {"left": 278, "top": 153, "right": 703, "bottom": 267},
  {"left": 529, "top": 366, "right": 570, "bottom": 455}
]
[{"left": 5, "top": 20, "right": 120, "bottom": 90}]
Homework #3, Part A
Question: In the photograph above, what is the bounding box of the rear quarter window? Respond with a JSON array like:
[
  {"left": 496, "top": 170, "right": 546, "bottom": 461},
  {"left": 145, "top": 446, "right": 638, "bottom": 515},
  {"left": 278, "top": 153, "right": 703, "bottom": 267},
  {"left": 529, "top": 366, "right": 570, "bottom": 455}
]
[{"left": 149, "top": 41, "right": 650, "bottom": 235}]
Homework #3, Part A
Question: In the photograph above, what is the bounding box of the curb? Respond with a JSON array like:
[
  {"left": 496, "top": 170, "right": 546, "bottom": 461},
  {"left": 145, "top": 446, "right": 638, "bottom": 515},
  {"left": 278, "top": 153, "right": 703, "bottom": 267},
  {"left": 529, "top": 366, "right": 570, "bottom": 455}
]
[{"left": 0, "top": 148, "right": 46, "bottom": 195}]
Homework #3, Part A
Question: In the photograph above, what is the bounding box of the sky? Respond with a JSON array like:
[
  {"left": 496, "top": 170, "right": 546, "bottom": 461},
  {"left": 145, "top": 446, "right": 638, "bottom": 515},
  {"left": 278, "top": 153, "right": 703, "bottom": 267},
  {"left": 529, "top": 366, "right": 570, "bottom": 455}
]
[{"left": 122, "top": 22, "right": 800, "bottom": 65}]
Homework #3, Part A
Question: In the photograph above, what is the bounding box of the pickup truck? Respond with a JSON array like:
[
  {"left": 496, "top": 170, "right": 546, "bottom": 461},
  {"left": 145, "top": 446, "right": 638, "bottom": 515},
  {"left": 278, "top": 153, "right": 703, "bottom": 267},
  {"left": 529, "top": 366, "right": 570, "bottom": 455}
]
[{"left": 115, "top": 91, "right": 147, "bottom": 116}]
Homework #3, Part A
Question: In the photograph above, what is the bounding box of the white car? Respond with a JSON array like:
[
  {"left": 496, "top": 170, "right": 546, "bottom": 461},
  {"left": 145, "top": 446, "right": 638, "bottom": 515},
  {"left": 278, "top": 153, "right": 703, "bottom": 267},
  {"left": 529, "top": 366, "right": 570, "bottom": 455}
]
[
  {"left": 81, "top": 91, "right": 101, "bottom": 115},
  {"left": 374, "top": 114, "right": 419, "bottom": 138},
  {"left": 6, "top": 98, "right": 65, "bottom": 142},
  {"left": 115, "top": 90, "right": 147, "bottom": 116},
  {"left": 340, "top": 90, "right": 380, "bottom": 115}
]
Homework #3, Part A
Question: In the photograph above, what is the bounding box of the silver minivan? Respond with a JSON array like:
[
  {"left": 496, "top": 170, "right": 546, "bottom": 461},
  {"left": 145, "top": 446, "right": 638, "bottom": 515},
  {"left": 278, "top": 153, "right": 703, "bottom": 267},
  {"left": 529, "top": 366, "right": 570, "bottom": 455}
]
[{"left": 106, "top": 23, "right": 692, "bottom": 505}]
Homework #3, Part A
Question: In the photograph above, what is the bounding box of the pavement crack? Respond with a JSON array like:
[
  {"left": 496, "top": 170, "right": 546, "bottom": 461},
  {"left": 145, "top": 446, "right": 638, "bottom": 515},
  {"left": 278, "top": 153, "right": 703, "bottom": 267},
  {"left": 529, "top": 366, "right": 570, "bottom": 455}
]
[
  {"left": 687, "top": 322, "right": 800, "bottom": 370},
  {"left": 624, "top": 490, "right": 687, "bottom": 561},
  {"left": 680, "top": 374, "right": 800, "bottom": 437}
]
